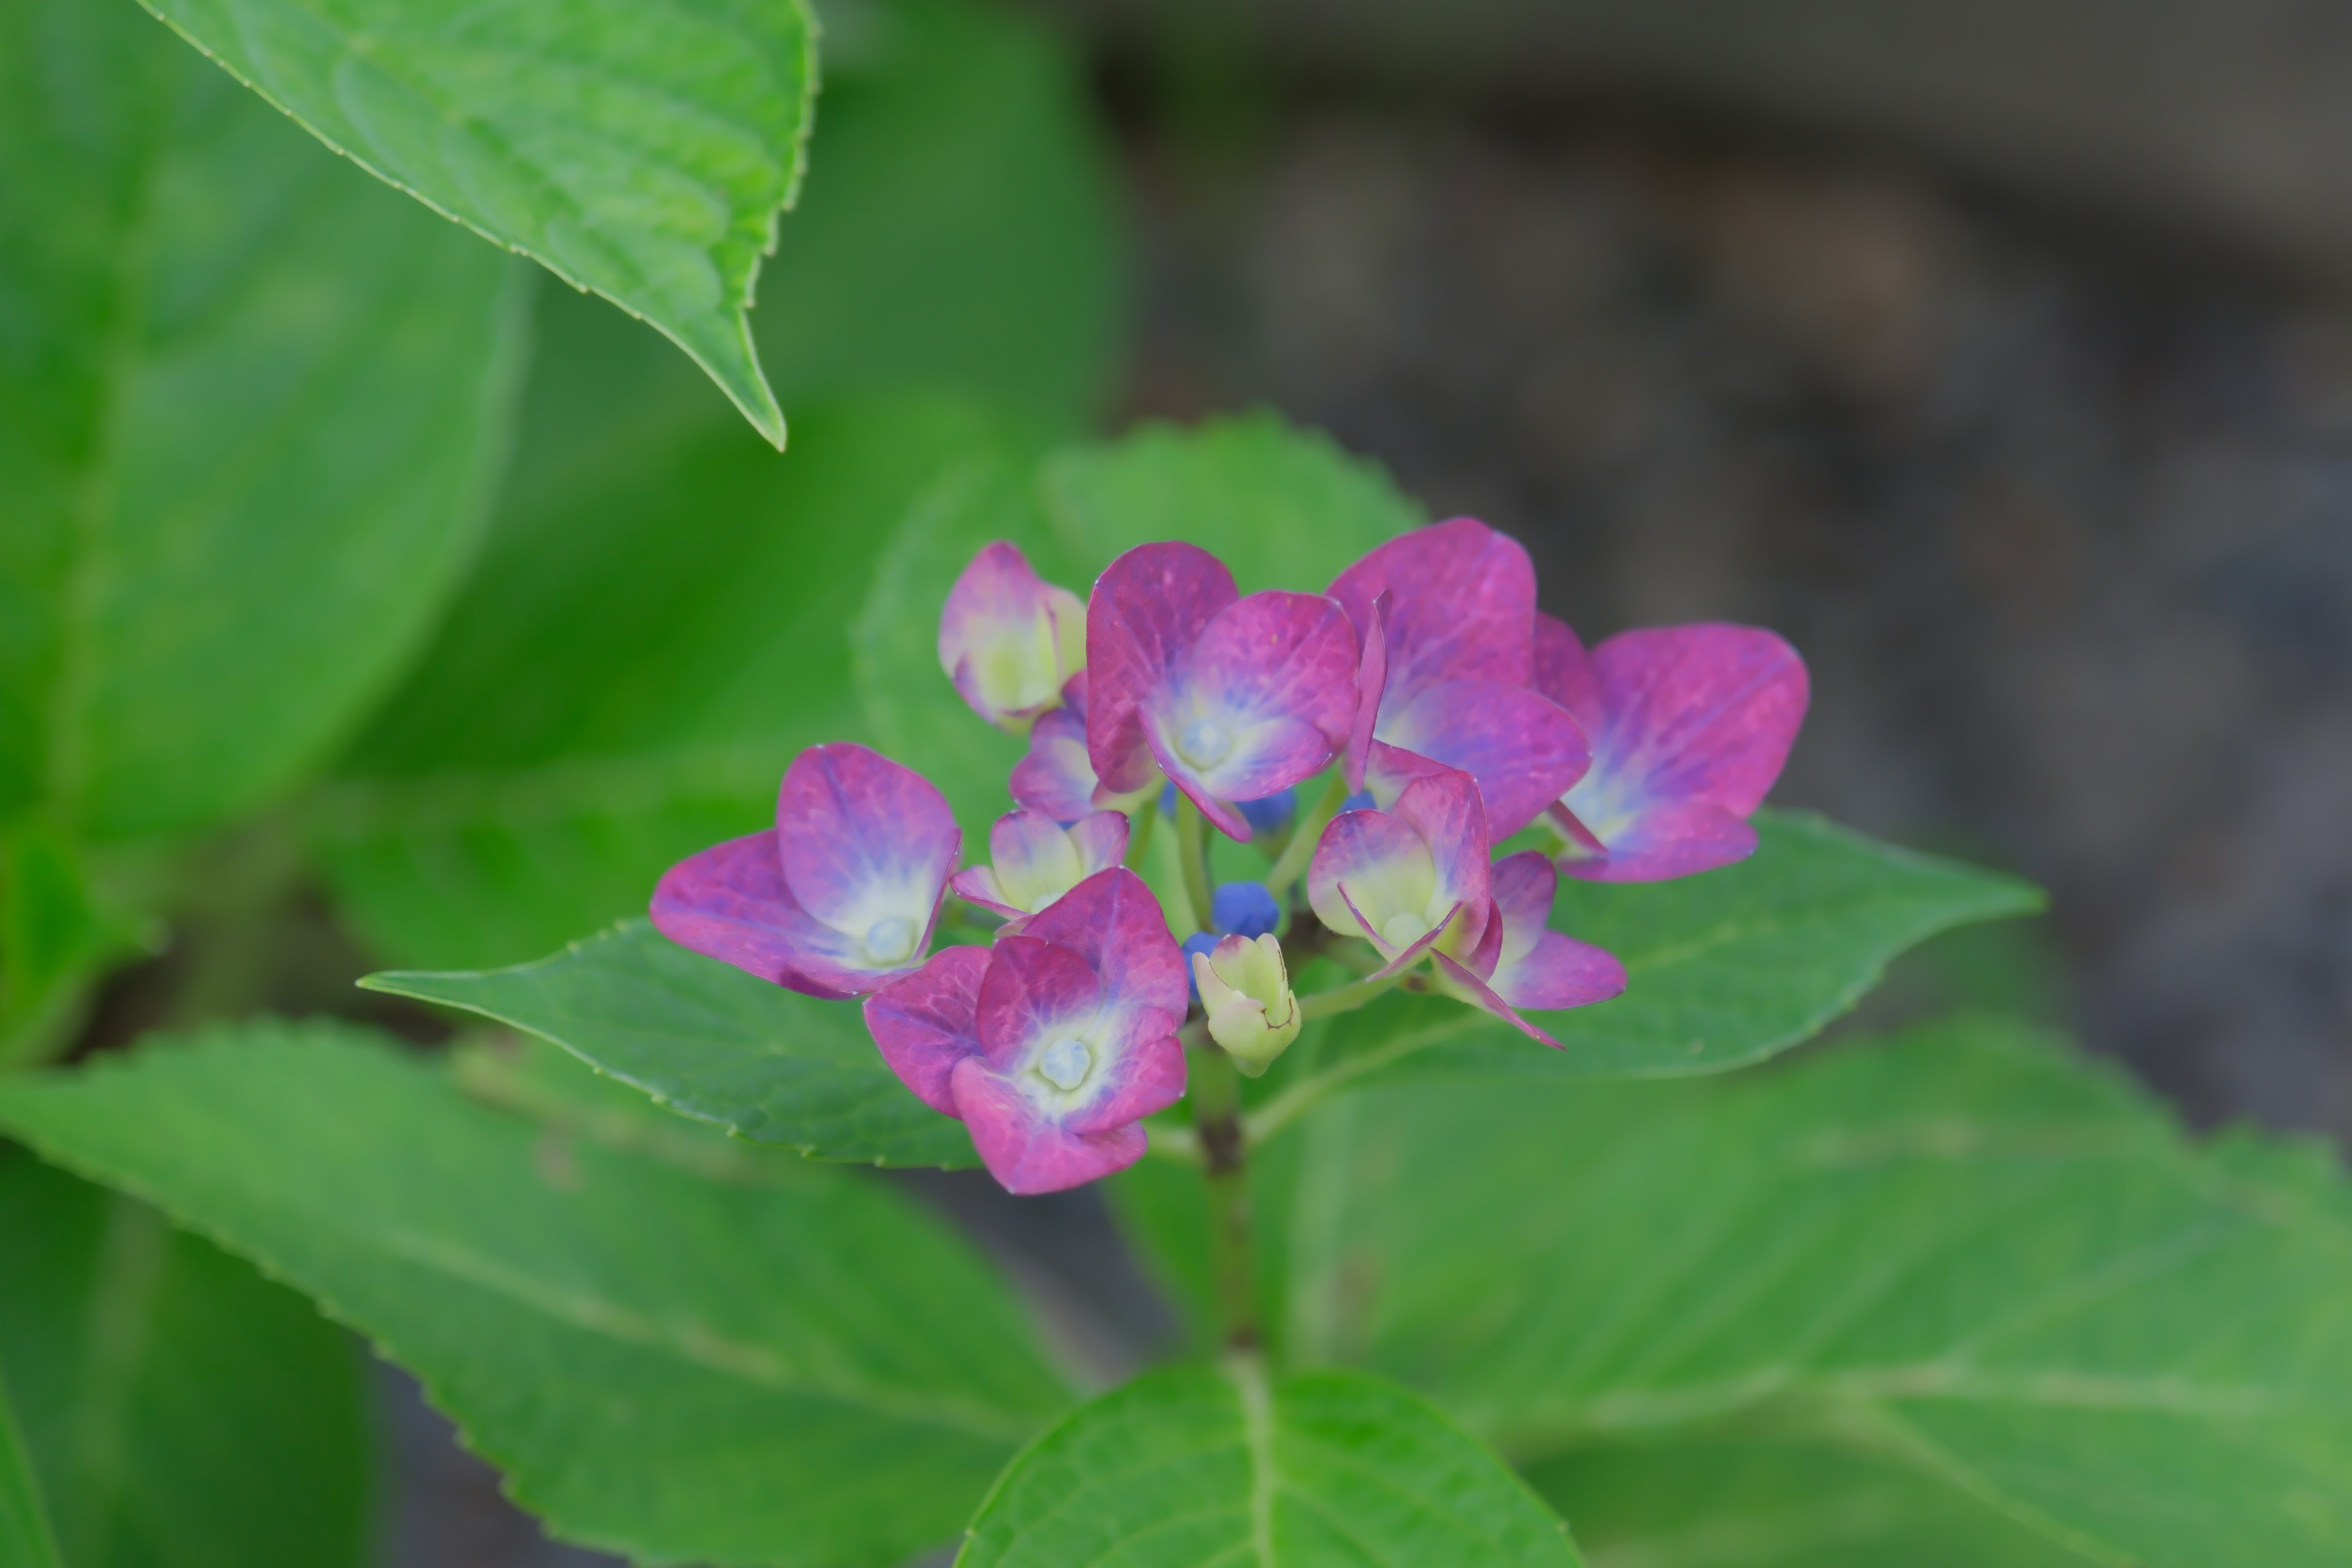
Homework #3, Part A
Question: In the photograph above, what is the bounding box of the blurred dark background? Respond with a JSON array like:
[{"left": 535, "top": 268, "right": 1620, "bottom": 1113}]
[{"left": 388, "top": 0, "right": 2352, "bottom": 1559}]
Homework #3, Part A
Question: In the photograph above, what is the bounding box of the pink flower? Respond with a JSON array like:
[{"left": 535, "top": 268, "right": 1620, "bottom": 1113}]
[
  {"left": 1086, "top": 543, "right": 1357, "bottom": 841},
  {"left": 1329, "top": 519, "right": 1590, "bottom": 838},
  {"left": 864, "top": 870, "right": 1188, "bottom": 1194},
  {"left": 1306, "top": 764, "right": 1495, "bottom": 977},
  {"left": 1430, "top": 851, "right": 1625, "bottom": 1046},
  {"left": 651, "top": 744, "right": 959, "bottom": 999},
  {"left": 949, "top": 809, "right": 1131, "bottom": 933},
  {"left": 938, "top": 541, "right": 1087, "bottom": 733},
  {"left": 1008, "top": 671, "right": 1158, "bottom": 823},
  {"left": 1534, "top": 617, "right": 1809, "bottom": 881}
]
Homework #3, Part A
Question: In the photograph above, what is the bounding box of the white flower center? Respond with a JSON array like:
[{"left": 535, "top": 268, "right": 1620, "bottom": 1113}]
[
  {"left": 1378, "top": 911, "right": 1430, "bottom": 949},
  {"left": 860, "top": 915, "right": 917, "bottom": 966},
  {"left": 1037, "top": 1036, "right": 1092, "bottom": 1091},
  {"left": 1177, "top": 717, "right": 1233, "bottom": 767}
]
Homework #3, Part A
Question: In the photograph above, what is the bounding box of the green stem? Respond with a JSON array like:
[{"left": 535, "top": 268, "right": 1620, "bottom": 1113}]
[
  {"left": 1264, "top": 772, "right": 1348, "bottom": 895},
  {"left": 1174, "top": 791, "right": 1216, "bottom": 937},
  {"left": 1295, "top": 970, "right": 1403, "bottom": 1022},
  {"left": 1125, "top": 791, "right": 1159, "bottom": 870},
  {"left": 1188, "top": 1041, "right": 1260, "bottom": 1352}
]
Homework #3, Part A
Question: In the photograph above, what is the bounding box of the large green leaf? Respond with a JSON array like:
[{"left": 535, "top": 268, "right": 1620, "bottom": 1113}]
[
  {"left": 959, "top": 1362, "right": 1585, "bottom": 1567},
  {"left": 0, "top": 1146, "right": 372, "bottom": 1568},
  {"left": 0, "top": 0, "right": 528, "bottom": 843},
  {"left": 310, "top": 391, "right": 1038, "bottom": 969},
  {"left": 1243, "top": 813, "right": 2040, "bottom": 1137},
  {"left": 137, "top": 0, "right": 815, "bottom": 445},
  {"left": 1248, "top": 1019, "right": 2352, "bottom": 1567},
  {"left": 0, "top": 1365, "right": 60, "bottom": 1568},
  {"left": 1529, "top": 1436, "right": 2085, "bottom": 1567},
  {"left": 0, "top": 1021, "right": 1076, "bottom": 1567},
  {"left": 1040, "top": 412, "right": 1424, "bottom": 594},
  {"left": 366, "top": 918, "right": 978, "bottom": 1167}
]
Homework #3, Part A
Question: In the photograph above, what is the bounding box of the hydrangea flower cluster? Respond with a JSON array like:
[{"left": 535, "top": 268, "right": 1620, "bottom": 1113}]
[{"left": 653, "top": 522, "right": 1806, "bottom": 1194}]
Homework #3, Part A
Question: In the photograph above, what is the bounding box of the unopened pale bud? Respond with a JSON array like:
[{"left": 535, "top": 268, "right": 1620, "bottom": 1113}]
[{"left": 1191, "top": 933, "right": 1301, "bottom": 1076}]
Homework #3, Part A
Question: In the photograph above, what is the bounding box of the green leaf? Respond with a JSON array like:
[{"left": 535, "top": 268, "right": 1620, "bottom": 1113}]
[
  {"left": 958, "top": 1361, "right": 1586, "bottom": 1567},
  {"left": 1529, "top": 1436, "right": 2085, "bottom": 1567},
  {"left": 310, "top": 392, "right": 1041, "bottom": 969},
  {"left": 0, "top": 1021, "right": 1075, "bottom": 1567},
  {"left": 367, "top": 918, "right": 978, "bottom": 1167},
  {"left": 1250, "top": 1017, "right": 2352, "bottom": 1567},
  {"left": 1041, "top": 412, "right": 1425, "bottom": 593},
  {"left": 0, "top": 1365, "right": 60, "bottom": 1568},
  {"left": 2, "top": 827, "right": 142, "bottom": 1068},
  {"left": 1247, "top": 813, "right": 2040, "bottom": 1134},
  {"left": 0, "top": 0, "right": 530, "bottom": 843},
  {"left": 0, "top": 1145, "right": 372, "bottom": 1568},
  {"left": 137, "top": 0, "right": 816, "bottom": 445}
]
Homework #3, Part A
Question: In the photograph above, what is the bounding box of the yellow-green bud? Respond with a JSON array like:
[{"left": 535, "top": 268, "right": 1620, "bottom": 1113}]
[{"left": 1191, "top": 933, "right": 1301, "bottom": 1076}]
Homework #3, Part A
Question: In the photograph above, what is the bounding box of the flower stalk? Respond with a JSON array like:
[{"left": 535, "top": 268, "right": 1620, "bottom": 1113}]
[{"left": 1186, "top": 1036, "right": 1259, "bottom": 1352}]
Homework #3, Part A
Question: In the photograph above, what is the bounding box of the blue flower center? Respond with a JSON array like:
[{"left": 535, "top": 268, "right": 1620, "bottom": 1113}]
[
  {"left": 1037, "top": 1036, "right": 1092, "bottom": 1091},
  {"left": 861, "top": 915, "right": 917, "bottom": 965},
  {"left": 1177, "top": 717, "right": 1232, "bottom": 767}
]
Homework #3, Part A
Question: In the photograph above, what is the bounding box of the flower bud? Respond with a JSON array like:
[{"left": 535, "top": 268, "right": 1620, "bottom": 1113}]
[{"left": 1190, "top": 933, "right": 1301, "bottom": 1076}]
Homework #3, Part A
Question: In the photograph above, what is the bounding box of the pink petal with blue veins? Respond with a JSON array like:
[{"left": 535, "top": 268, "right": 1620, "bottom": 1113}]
[
  {"left": 776, "top": 744, "right": 959, "bottom": 949},
  {"left": 1020, "top": 869, "right": 1189, "bottom": 1037},
  {"left": 1378, "top": 677, "right": 1589, "bottom": 839},
  {"left": 938, "top": 541, "right": 1087, "bottom": 732},
  {"left": 947, "top": 1063, "right": 1152, "bottom": 1195},
  {"left": 1536, "top": 622, "right": 1808, "bottom": 882},
  {"left": 1431, "top": 952, "right": 1563, "bottom": 1047},
  {"left": 1087, "top": 543, "right": 1238, "bottom": 794},
  {"left": 1330, "top": 518, "right": 1538, "bottom": 710},
  {"left": 1148, "top": 590, "right": 1357, "bottom": 840},
  {"left": 1485, "top": 930, "right": 1627, "bottom": 1014},
  {"left": 651, "top": 831, "right": 903, "bottom": 1000},
  {"left": 861, "top": 946, "right": 989, "bottom": 1115}
]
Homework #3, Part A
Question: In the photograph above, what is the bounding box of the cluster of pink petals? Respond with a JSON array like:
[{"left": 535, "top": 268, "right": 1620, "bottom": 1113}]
[
  {"left": 649, "top": 509, "right": 1809, "bottom": 1193},
  {"left": 864, "top": 870, "right": 1187, "bottom": 1193}
]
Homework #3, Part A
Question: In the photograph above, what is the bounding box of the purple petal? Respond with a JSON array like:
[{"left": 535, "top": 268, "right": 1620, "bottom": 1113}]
[
  {"left": 1559, "top": 801, "right": 1760, "bottom": 883},
  {"left": 947, "top": 865, "right": 1022, "bottom": 921},
  {"left": 1020, "top": 869, "right": 1189, "bottom": 1034},
  {"left": 1379, "top": 678, "right": 1590, "bottom": 839},
  {"left": 1344, "top": 591, "right": 1390, "bottom": 791},
  {"left": 1330, "top": 518, "right": 1537, "bottom": 710},
  {"left": 652, "top": 832, "right": 895, "bottom": 1000},
  {"left": 1307, "top": 809, "right": 1436, "bottom": 945},
  {"left": 1557, "top": 625, "right": 1807, "bottom": 881},
  {"left": 1485, "top": 929, "right": 1627, "bottom": 1013},
  {"left": 1487, "top": 851, "right": 1557, "bottom": 967},
  {"left": 1147, "top": 590, "right": 1359, "bottom": 839},
  {"left": 1389, "top": 766, "right": 1493, "bottom": 941},
  {"left": 938, "top": 541, "right": 1086, "bottom": 731},
  {"left": 777, "top": 744, "right": 959, "bottom": 941},
  {"left": 861, "top": 948, "right": 989, "bottom": 1115},
  {"left": 1086, "top": 543, "right": 1237, "bottom": 794},
  {"left": 1059, "top": 1012, "right": 1188, "bottom": 1136},
  {"left": 1533, "top": 612, "right": 1599, "bottom": 730},
  {"left": 948, "top": 1061, "right": 1151, "bottom": 1195},
  {"left": 1431, "top": 952, "right": 1564, "bottom": 1048},
  {"left": 1066, "top": 810, "right": 1131, "bottom": 875},
  {"left": 974, "top": 935, "right": 1104, "bottom": 1067}
]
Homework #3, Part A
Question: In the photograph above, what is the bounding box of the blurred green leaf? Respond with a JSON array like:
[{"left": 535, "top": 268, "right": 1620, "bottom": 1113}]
[
  {"left": 1041, "top": 411, "right": 1424, "bottom": 593},
  {"left": 0, "top": 0, "right": 529, "bottom": 845},
  {"left": 1219, "top": 1017, "right": 2352, "bottom": 1568},
  {"left": 1248, "top": 813, "right": 2040, "bottom": 1132},
  {"left": 0, "top": 1145, "right": 372, "bottom": 1568},
  {"left": 959, "top": 1362, "right": 1585, "bottom": 1567},
  {"left": 0, "top": 1020, "right": 1076, "bottom": 1567},
  {"left": 368, "top": 919, "right": 979, "bottom": 1167},
  {"left": 1529, "top": 1436, "right": 2085, "bottom": 1567},
  {"left": 0, "top": 1365, "right": 59, "bottom": 1568},
  {"left": 135, "top": 0, "right": 815, "bottom": 445},
  {"left": 1, "top": 827, "right": 143, "bottom": 1068},
  {"left": 311, "top": 391, "right": 1039, "bottom": 969}
]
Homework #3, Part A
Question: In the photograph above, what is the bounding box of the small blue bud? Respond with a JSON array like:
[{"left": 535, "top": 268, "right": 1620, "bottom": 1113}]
[
  {"left": 1235, "top": 788, "right": 1295, "bottom": 834},
  {"left": 1342, "top": 790, "right": 1376, "bottom": 813},
  {"left": 1158, "top": 781, "right": 1178, "bottom": 815},
  {"left": 1181, "top": 930, "right": 1221, "bottom": 1002},
  {"left": 1210, "top": 880, "right": 1281, "bottom": 939}
]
